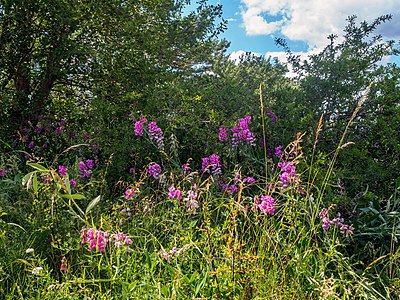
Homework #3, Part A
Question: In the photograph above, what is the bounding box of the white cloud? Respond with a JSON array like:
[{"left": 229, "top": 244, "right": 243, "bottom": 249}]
[{"left": 240, "top": 0, "right": 399, "bottom": 50}]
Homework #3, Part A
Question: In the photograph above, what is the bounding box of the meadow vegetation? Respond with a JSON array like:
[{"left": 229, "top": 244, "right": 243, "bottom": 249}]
[{"left": 0, "top": 1, "right": 399, "bottom": 299}]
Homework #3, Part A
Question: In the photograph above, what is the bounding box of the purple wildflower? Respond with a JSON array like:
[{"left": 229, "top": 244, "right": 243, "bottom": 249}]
[
  {"left": 219, "top": 127, "right": 229, "bottom": 142},
  {"left": 168, "top": 186, "right": 182, "bottom": 200},
  {"left": 58, "top": 165, "right": 67, "bottom": 177},
  {"left": 80, "top": 228, "right": 108, "bottom": 252},
  {"left": 79, "top": 161, "right": 92, "bottom": 178},
  {"left": 28, "top": 141, "right": 35, "bottom": 149},
  {"left": 202, "top": 154, "right": 222, "bottom": 176},
  {"left": 163, "top": 251, "right": 170, "bottom": 260},
  {"left": 125, "top": 188, "right": 136, "bottom": 200},
  {"left": 0, "top": 169, "right": 5, "bottom": 177},
  {"left": 231, "top": 115, "right": 256, "bottom": 146},
  {"left": 86, "top": 159, "right": 94, "bottom": 169},
  {"left": 257, "top": 195, "right": 275, "bottom": 215},
  {"left": 274, "top": 145, "right": 283, "bottom": 158},
  {"left": 55, "top": 127, "right": 63, "bottom": 135},
  {"left": 148, "top": 122, "right": 164, "bottom": 149},
  {"left": 243, "top": 177, "right": 255, "bottom": 184},
  {"left": 149, "top": 163, "right": 162, "bottom": 179},
  {"left": 69, "top": 179, "right": 77, "bottom": 187}
]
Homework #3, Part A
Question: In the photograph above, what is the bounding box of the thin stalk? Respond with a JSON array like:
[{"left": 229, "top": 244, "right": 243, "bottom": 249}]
[{"left": 259, "top": 83, "right": 268, "bottom": 183}]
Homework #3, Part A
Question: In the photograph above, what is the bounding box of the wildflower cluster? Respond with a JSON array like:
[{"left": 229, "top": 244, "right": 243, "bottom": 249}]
[
  {"left": 201, "top": 153, "right": 222, "bottom": 176},
  {"left": 80, "top": 228, "right": 132, "bottom": 252},
  {"left": 221, "top": 172, "right": 255, "bottom": 194},
  {"left": 163, "top": 246, "right": 178, "bottom": 260},
  {"left": 184, "top": 184, "right": 199, "bottom": 214},
  {"left": 277, "top": 161, "right": 300, "bottom": 189},
  {"left": 218, "top": 127, "right": 228, "bottom": 142},
  {"left": 319, "top": 208, "right": 354, "bottom": 237},
  {"left": 133, "top": 115, "right": 164, "bottom": 149},
  {"left": 256, "top": 195, "right": 275, "bottom": 215},
  {"left": 134, "top": 115, "right": 147, "bottom": 136},
  {"left": 80, "top": 228, "right": 108, "bottom": 252},
  {"left": 231, "top": 115, "right": 256, "bottom": 146},
  {"left": 168, "top": 185, "right": 182, "bottom": 200},
  {"left": 218, "top": 115, "right": 256, "bottom": 146},
  {"left": 149, "top": 163, "right": 162, "bottom": 179},
  {"left": 274, "top": 145, "right": 283, "bottom": 158},
  {"left": 79, "top": 159, "right": 95, "bottom": 179},
  {"left": 148, "top": 122, "right": 165, "bottom": 149}
]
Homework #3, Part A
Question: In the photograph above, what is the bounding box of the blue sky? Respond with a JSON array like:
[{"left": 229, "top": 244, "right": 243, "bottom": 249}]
[{"left": 194, "top": 0, "right": 400, "bottom": 65}]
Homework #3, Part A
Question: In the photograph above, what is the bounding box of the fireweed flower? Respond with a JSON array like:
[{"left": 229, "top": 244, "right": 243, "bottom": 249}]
[
  {"left": 134, "top": 116, "right": 147, "bottom": 136},
  {"left": 79, "top": 160, "right": 94, "bottom": 178},
  {"left": 231, "top": 115, "right": 256, "bottom": 146},
  {"left": 58, "top": 165, "right": 67, "bottom": 177},
  {"left": 110, "top": 232, "right": 132, "bottom": 248},
  {"left": 274, "top": 145, "right": 283, "bottom": 158},
  {"left": 184, "top": 186, "right": 199, "bottom": 214},
  {"left": 243, "top": 177, "right": 255, "bottom": 184},
  {"left": 80, "top": 228, "right": 108, "bottom": 252},
  {"left": 149, "top": 163, "right": 162, "bottom": 179},
  {"left": 277, "top": 161, "right": 299, "bottom": 189},
  {"left": 69, "top": 179, "right": 77, "bottom": 187},
  {"left": 86, "top": 159, "right": 94, "bottom": 169},
  {"left": 125, "top": 188, "right": 136, "bottom": 199},
  {"left": 163, "top": 251, "right": 170, "bottom": 260},
  {"left": 319, "top": 208, "right": 354, "bottom": 237},
  {"left": 218, "top": 127, "right": 229, "bottom": 142},
  {"left": 148, "top": 121, "right": 164, "bottom": 149},
  {"left": 201, "top": 154, "right": 222, "bottom": 176},
  {"left": 257, "top": 195, "right": 275, "bottom": 215},
  {"left": 168, "top": 186, "right": 182, "bottom": 200},
  {"left": 0, "top": 169, "right": 5, "bottom": 177}
]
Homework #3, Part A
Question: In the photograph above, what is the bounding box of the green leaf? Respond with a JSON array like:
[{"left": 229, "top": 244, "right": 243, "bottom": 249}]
[
  {"left": 32, "top": 172, "right": 38, "bottom": 195},
  {"left": 27, "top": 162, "right": 48, "bottom": 172},
  {"left": 22, "top": 171, "right": 35, "bottom": 190},
  {"left": 85, "top": 195, "right": 101, "bottom": 215},
  {"left": 62, "top": 194, "right": 86, "bottom": 200}
]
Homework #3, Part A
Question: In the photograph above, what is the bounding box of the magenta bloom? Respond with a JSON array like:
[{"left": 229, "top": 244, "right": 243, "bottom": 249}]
[
  {"left": 148, "top": 122, "right": 164, "bottom": 149},
  {"left": 28, "top": 141, "right": 35, "bottom": 149},
  {"left": 231, "top": 115, "right": 256, "bottom": 146},
  {"left": 125, "top": 188, "right": 135, "bottom": 199},
  {"left": 0, "top": 169, "right": 5, "bottom": 177},
  {"left": 80, "top": 228, "right": 108, "bottom": 252},
  {"left": 274, "top": 145, "right": 283, "bottom": 158},
  {"left": 243, "top": 177, "right": 255, "bottom": 184},
  {"left": 58, "top": 165, "right": 67, "bottom": 177},
  {"left": 257, "top": 195, "right": 275, "bottom": 215},
  {"left": 134, "top": 121, "right": 144, "bottom": 136},
  {"left": 86, "top": 159, "right": 94, "bottom": 169},
  {"left": 163, "top": 251, "right": 170, "bottom": 260},
  {"left": 69, "top": 179, "right": 77, "bottom": 187},
  {"left": 218, "top": 127, "right": 228, "bottom": 142},
  {"left": 79, "top": 161, "right": 92, "bottom": 178},
  {"left": 202, "top": 154, "right": 222, "bottom": 176},
  {"left": 168, "top": 186, "right": 182, "bottom": 200},
  {"left": 149, "top": 163, "right": 162, "bottom": 179}
]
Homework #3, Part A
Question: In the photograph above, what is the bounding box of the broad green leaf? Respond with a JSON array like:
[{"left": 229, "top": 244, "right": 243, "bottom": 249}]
[
  {"left": 28, "top": 162, "right": 48, "bottom": 172},
  {"left": 22, "top": 171, "right": 35, "bottom": 190},
  {"left": 85, "top": 195, "right": 101, "bottom": 215}
]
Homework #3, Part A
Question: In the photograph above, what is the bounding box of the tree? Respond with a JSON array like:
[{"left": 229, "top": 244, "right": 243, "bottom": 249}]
[{"left": 0, "top": 0, "right": 227, "bottom": 135}]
